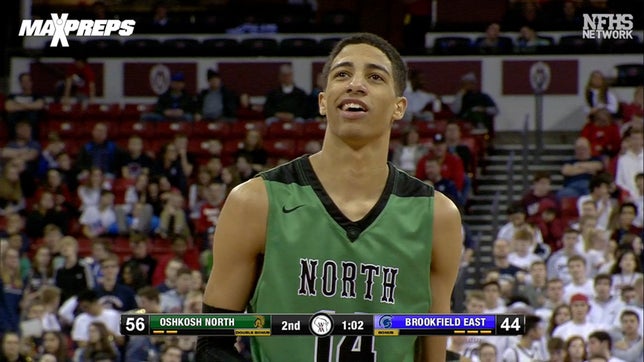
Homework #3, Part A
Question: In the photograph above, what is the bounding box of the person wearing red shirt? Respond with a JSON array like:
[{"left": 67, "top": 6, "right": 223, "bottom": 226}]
[
  {"left": 415, "top": 133, "right": 466, "bottom": 192},
  {"left": 62, "top": 55, "right": 96, "bottom": 105},
  {"left": 580, "top": 108, "right": 621, "bottom": 159},
  {"left": 195, "top": 183, "right": 227, "bottom": 248},
  {"left": 151, "top": 235, "right": 200, "bottom": 286}
]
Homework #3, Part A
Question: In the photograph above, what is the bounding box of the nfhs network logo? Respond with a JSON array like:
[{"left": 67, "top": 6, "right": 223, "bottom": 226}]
[
  {"left": 19, "top": 13, "right": 136, "bottom": 47},
  {"left": 582, "top": 13, "right": 633, "bottom": 39}
]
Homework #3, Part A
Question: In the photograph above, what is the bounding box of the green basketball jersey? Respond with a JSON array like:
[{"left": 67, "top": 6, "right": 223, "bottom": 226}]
[{"left": 249, "top": 155, "right": 434, "bottom": 362}]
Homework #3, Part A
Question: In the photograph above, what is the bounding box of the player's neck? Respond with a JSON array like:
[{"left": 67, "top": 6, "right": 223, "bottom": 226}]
[{"left": 312, "top": 137, "right": 390, "bottom": 186}]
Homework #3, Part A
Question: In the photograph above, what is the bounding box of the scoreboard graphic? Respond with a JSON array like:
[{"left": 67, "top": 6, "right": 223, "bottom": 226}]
[{"left": 120, "top": 313, "right": 525, "bottom": 337}]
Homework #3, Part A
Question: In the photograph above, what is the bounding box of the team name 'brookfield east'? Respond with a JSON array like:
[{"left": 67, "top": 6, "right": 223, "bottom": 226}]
[
  {"left": 298, "top": 258, "right": 399, "bottom": 304},
  {"left": 405, "top": 317, "right": 488, "bottom": 327}
]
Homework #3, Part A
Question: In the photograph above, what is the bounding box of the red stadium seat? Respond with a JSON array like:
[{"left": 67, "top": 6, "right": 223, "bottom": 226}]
[
  {"left": 155, "top": 121, "right": 191, "bottom": 138},
  {"left": 390, "top": 121, "right": 405, "bottom": 139},
  {"left": 191, "top": 122, "right": 231, "bottom": 140},
  {"left": 230, "top": 120, "right": 267, "bottom": 138},
  {"left": 117, "top": 120, "right": 157, "bottom": 140},
  {"left": 84, "top": 103, "right": 121, "bottom": 121},
  {"left": 222, "top": 139, "right": 243, "bottom": 158},
  {"left": 47, "top": 103, "right": 83, "bottom": 121},
  {"left": 122, "top": 103, "right": 154, "bottom": 122},
  {"left": 47, "top": 119, "right": 88, "bottom": 139},
  {"left": 264, "top": 139, "right": 296, "bottom": 159},
  {"left": 267, "top": 121, "right": 303, "bottom": 139},
  {"left": 302, "top": 121, "right": 327, "bottom": 138}
]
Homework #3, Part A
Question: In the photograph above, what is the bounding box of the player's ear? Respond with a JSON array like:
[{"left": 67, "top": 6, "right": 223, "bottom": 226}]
[
  {"left": 318, "top": 91, "right": 327, "bottom": 116},
  {"left": 392, "top": 96, "right": 407, "bottom": 121}
]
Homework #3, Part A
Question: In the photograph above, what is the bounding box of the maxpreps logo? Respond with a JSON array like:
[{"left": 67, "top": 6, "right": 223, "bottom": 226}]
[
  {"left": 582, "top": 13, "right": 633, "bottom": 39},
  {"left": 19, "top": 13, "right": 135, "bottom": 47}
]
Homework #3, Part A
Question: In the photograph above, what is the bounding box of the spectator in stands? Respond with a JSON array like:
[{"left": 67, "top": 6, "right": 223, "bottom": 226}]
[
  {"left": 37, "top": 168, "right": 75, "bottom": 216},
  {"left": 475, "top": 23, "right": 512, "bottom": 54},
  {"left": 416, "top": 133, "right": 465, "bottom": 192},
  {"left": 221, "top": 166, "right": 241, "bottom": 194},
  {"left": 482, "top": 281, "right": 506, "bottom": 314},
  {"left": 538, "top": 207, "right": 565, "bottom": 252},
  {"left": 587, "top": 331, "right": 622, "bottom": 362},
  {"left": 491, "top": 238, "right": 525, "bottom": 279},
  {"left": 422, "top": 156, "right": 460, "bottom": 207},
  {"left": 615, "top": 128, "right": 644, "bottom": 199},
  {"left": 94, "top": 254, "right": 137, "bottom": 312},
  {"left": 552, "top": 1, "right": 582, "bottom": 30},
  {"left": 498, "top": 203, "right": 545, "bottom": 249},
  {"left": 196, "top": 69, "right": 238, "bottom": 121},
  {"left": 122, "top": 173, "right": 149, "bottom": 213},
  {"left": 41, "top": 331, "right": 69, "bottom": 362},
  {"left": 0, "top": 247, "right": 24, "bottom": 333},
  {"left": 148, "top": 72, "right": 195, "bottom": 122},
  {"left": 61, "top": 55, "right": 95, "bottom": 105},
  {"left": 117, "top": 135, "right": 153, "bottom": 180},
  {"left": 54, "top": 236, "right": 93, "bottom": 303},
  {"left": 584, "top": 70, "right": 619, "bottom": 117},
  {"left": 445, "top": 122, "right": 474, "bottom": 174},
  {"left": 391, "top": 127, "right": 428, "bottom": 175},
  {"left": 611, "top": 250, "right": 643, "bottom": 295},
  {"left": 172, "top": 133, "right": 196, "bottom": 178},
  {"left": 126, "top": 287, "right": 163, "bottom": 361},
  {"left": 25, "top": 191, "right": 69, "bottom": 238},
  {"left": 153, "top": 143, "right": 188, "bottom": 195},
  {"left": 588, "top": 274, "right": 625, "bottom": 326},
  {"left": 77, "top": 122, "right": 120, "bottom": 178},
  {"left": 0, "top": 332, "right": 25, "bottom": 362},
  {"left": 155, "top": 259, "right": 184, "bottom": 292},
  {"left": 77, "top": 167, "right": 106, "bottom": 212},
  {"left": 263, "top": 64, "right": 308, "bottom": 123},
  {"left": 557, "top": 137, "right": 604, "bottom": 199},
  {"left": 505, "top": 0, "right": 546, "bottom": 31},
  {"left": 76, "top": 321, "right": 120, "bottom": 362},
  {"left": 565, "top": 336, "right": 588, "bottom": 362},
  {"left": 577, "top": 173, "right": 616, "bottom": 230},
  {"left": 564, "top": 256, "right": 595, "bottom": 302},
  {"left": 553, "top": 292, "right": 606, "bottom": 341},
  {"left": 80, "top": 189, "right": 118, "bottom": 238},
  {"left": 0, "top": 160, "right": 25, "bottom": 216},
  {"left": 160, "top": 266, "right": 192, "bottom": 313},
  {"left": 450, "top": 72, "right": 498, "bottom": 136},
  {"left": 581, "top": 108, "right": 622, "bottom": 159},
  {"left": 522, "top": 171, "right": 559, "bottom": 223},
  {"left": 508, "top": 227, "right": 542, "bottom": 270},
  {"left": 613, "top": 310, "right": 643, "bottom": 361},
  {"left": 195, "top": 183, "right": 226, "bottom": 246},
  {"left": 307, "top": 72, "right": 325, "bottom": 120},
  {"left": 503, "top": 315, "right": 546, "bottom": 361},
  {"left": 621, "top": 86, "right": 643, "bottom": 126},
  {"left": 516, "top": 260, "right": 548, "bottom": 308},
  {"left": 586, "top": 229, "right": 611, "bottom": 275},
  {"left": 160, "top": 345, "right": 183, "bottom": 362},
  {"left": 188, "top": 166, "right": 214, "bottom": 220},
  {"left": 37, "top": 132, "right": 66, "bottom": 178},
  {"left": 515, "top": 24, "right": 550, "bottom": 53},
  {"left": 71, "top": 290, "right": 123, "bottom": 348},
  {"left": 125, "top": 234, "right": 157, "bottom": 285},
  {"left": 477, "top": 342, "right": 497, "bottom": 362},
  {"left": 611, "top": 203, "right": 642, "bottom": 242},
  {"left": 54, "top": 152, "right": 79, "bottom": 193},
  {"left": 234, "top": 130, "right": 268, "bottom": 171},
  {"left": 548, "top": 228, "right": 582, "bottom": 285},
  {"left": 157, "top": 190, "right": 190, "bottom": 240},
  {"left": 402, "top": 69, "right": 438, "bottom": 122},
  {"left": 25, "top": 246, "right": 55, "bottom": 293},
  {"left": 149, "top": 1, "right": 171, "bottom": 31},
  {"left": 545, "top": 303, "right": 571, "bottom": 336},
  {"left": 631, "top": 173, "right": 644, "bottom": 228},
  {"left": 235, "top": 154, "right": 259, "bottom": 183},
  {"left": 547, "top": 337, "right": 566, "bottom": 362},
  {"left": 4, "top": 72, "right": 45, "bottom": 139},
  {"left": 2, "top": 121, "right": 41, "bottom": 196}
]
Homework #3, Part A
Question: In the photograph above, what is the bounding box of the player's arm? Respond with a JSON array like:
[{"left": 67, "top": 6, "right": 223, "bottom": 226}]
[
  {"left": 196, "top": 177, "right": 267, "bottom": 362},
  {"left": 419, "top": 192, "right": 463, "bottom": 362}
]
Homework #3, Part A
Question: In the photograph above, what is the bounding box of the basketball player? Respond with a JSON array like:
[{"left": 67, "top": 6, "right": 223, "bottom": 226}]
[{"left": 196, "top": 33, "right": 462, "bottom": 362}]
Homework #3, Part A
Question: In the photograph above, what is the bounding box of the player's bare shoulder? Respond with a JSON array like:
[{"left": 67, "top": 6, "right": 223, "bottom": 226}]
[{"left": 431, "top": 191, "right": 463, "bottom": 250}]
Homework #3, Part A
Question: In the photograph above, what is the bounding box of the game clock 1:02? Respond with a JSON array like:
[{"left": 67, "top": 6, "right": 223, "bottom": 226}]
[{"left": 341, "top": 320, "right": 364, "bottom": 331}]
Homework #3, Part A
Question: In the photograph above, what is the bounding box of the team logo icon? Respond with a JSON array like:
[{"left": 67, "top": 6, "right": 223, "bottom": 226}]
[
  {"left": 378, "top": 315, "right": 392, "bottom": 328},
  {"left": 309, "top": 313, "right": 333, "bottom": 337}
]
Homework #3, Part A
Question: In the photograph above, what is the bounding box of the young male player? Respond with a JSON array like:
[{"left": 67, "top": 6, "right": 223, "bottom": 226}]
[{"left": 196, "top": 33, "right": 463, "bottom": 362}]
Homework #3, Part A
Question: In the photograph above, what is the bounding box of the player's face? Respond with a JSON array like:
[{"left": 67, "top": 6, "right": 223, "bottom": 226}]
[{"left": 319, "top": 44, "right": 406, "bottom": 144}]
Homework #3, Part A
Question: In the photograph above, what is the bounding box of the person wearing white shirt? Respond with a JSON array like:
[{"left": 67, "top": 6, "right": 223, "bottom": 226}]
[
  {"left": 402, "top": 69, "right": 438, "bottom": 122},
  {"left": 588, "top": 330, "right": 626, "bottom": 362},
  {"left": 612, "top": 310, "right": 643, "bottom": 362},
  {"left": 553, "top": 293, "right": 607, "bottom": 341},
  {"left": 497, "top": 204, "right": 545, "bottom": 251},
  {"left": 71, "top": 289, "right": 123, "bottom": 348},
  {"left": 584, "top": 70, "right": 619, "bottom": 115},
  {"left": 508, "top": 229, "right": 543, "bottom": 270},
  {"left": 534, "top": 278, "right": 566, "bottom": 323},
  {"left": 563, "top": 255, "right": 595, "bottom": 302},
  {"left": 611, "top": 251, "right": 644, "bottom": 296},
  {"left": 616, "top": 129, "right": 644, "bottom": 200},
  {"left": 502, "top": 315, "right": 547, "bottom": 362},
  {"left": 576, "top": 174, "right": 616, "bottom": 230},
  {"left": 631, "top": 173, "right": 643, "bottom": 228},
  {"left": 482, "top": 281, "right": 507, "bottom": 314},
  {"left": 79, "top": 189, "right": 117, "bottom": 238},
  {"left": 547, "top": 228, "right": 582, "bottom": 285},
  {"left": 588, "top": 274, "right": 625, "bottom": 326}
]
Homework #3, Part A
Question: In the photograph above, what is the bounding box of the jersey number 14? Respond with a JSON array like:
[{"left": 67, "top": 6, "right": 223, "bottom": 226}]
[{"left": 316, "top": 336, "right": 376, "bottom": 362}]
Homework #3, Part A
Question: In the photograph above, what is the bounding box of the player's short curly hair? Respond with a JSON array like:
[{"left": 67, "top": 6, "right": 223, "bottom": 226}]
[{"left": 322, "top": 33, "right": 408, "bottom": 96}]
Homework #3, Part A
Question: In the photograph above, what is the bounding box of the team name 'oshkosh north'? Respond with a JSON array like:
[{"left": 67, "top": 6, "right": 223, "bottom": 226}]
[
  {"left": 19, "top": 13, "right": 135, "bottom": 47},
  {"left": 298, "top": 258, "right": 399, "bottom": 304}
]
